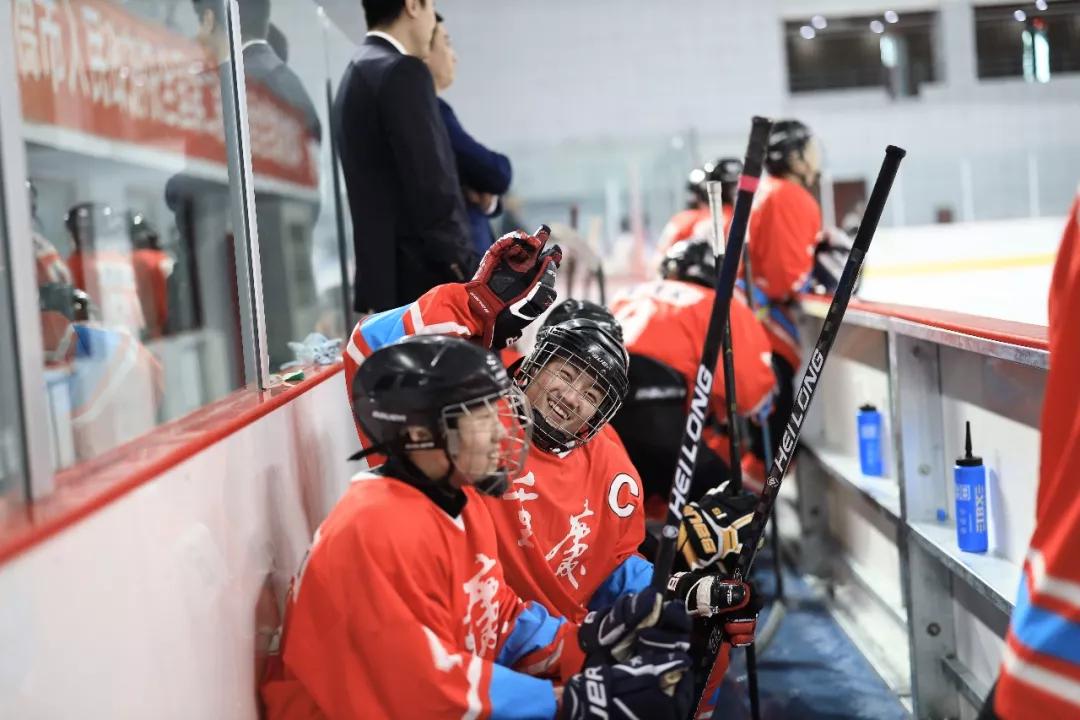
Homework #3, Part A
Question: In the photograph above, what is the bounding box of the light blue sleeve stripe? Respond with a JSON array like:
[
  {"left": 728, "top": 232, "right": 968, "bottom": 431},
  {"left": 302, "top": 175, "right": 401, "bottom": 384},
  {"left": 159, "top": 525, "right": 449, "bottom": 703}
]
[
  {"left": 489, "top": 664, "right": 557, "bottom": 720},
  {"left": 496, "top": 602, "right": 562, "bottom": 668},
  {"left": 359, "top": 305, "right": 410, "bottom": 352},
  {"left": 1012, "top": 574, "right": 1080, "bottom": 666},
  {"left": 588, "top": 556, "right": 654, "bottom": 611}
]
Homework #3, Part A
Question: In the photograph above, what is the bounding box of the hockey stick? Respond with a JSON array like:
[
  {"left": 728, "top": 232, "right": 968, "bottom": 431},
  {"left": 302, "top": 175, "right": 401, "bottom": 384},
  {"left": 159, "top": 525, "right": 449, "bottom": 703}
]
[
  {"left": 734, "top": 145, "right": 905, "bottom": 580},
  {"left": 692, "top": 145, "right": 906, "bottom": 720},
  {"left": 650, "top": 115, "right": 773, "bottom": 591},
  {"left": 739, "top": 200, "right": 788, "bottom": 657},
  {"left": 707, "top": 181, "right": 762, "bottom": 720}
]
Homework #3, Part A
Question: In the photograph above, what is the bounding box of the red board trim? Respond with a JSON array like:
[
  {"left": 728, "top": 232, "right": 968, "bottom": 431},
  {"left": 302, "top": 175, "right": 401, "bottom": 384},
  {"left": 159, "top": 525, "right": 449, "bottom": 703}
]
[
  {"left": 0, "top": 364, "right": 343, "bottom": 567},
  {"left": 799, "top": 295, "right": 1049, "bottom": 351}
]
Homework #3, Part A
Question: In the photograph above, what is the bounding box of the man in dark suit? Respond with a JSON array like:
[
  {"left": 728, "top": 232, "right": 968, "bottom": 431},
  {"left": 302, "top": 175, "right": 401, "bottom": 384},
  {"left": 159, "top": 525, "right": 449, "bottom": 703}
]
[
  {"left": 334, "top": 0, "right": 476, "bottom": 312},
  {"left": 426, "top": 13, "right": 513, "bottom": 256}
]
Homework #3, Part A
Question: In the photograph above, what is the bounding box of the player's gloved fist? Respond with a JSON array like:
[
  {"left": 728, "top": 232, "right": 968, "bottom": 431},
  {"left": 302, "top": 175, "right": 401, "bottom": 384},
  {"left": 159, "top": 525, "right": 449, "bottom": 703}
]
[
  {"left": 579, "top": 588, "right": 690, "bottom": 665},
  {"left": 560, "top": 650, "right": 694, "bottom": 720},
  {"left": 677, "top": 481, "right": 759, "bottom": 572},
  {"left": 668, "top": 571, "right": 760, "bottom": 647},
  {"left": 465, "top": 225, "right": 562, "bottom": 349}
]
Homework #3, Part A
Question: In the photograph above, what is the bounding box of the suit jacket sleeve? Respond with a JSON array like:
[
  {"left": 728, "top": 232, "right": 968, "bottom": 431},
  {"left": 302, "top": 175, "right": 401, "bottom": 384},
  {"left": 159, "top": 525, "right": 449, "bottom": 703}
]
[
  {"left": 380, "top": 58, "right": 472, "bottom": 276},
  {"left": 440, "top": 101, "right": 513, "bottom": 195}
]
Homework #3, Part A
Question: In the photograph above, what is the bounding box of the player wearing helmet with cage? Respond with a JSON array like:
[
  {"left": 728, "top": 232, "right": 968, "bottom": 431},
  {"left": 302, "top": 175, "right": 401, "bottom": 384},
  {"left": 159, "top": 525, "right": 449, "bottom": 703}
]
[
  {"left": 658, "top": 158, "right": 743, "bottom": 253},
  {"left": 265, "top": 334, "right": 698, "bottom": 719},
  {"left": 343, "top": 228, "right": 760, "bottom": 637}
]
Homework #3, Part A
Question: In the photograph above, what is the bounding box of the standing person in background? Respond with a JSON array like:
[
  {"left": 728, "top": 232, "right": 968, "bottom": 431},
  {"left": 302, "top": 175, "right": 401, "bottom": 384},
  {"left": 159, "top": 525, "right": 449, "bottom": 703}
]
[
  {"left": 426, "top": 13, "right": 512, "bottom": 255},
  {"left": 334, "top": 0, "right": 475, "bottom": 312},
  {"left": 979, "top": 193, "right": 1080, "bottom": 719},
  {"left": 742, "top": 119, "right": 823, "bottom": 488}
]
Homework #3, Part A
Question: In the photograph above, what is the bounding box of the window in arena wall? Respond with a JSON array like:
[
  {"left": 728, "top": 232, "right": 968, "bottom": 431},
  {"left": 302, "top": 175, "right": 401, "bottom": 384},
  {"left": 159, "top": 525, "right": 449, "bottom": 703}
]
[
  {"left": 784, "top": 11, "right": 939, "bottom": 97},
  {"left": 974, "top": 1, "right": 1080, "bottom": 81}
]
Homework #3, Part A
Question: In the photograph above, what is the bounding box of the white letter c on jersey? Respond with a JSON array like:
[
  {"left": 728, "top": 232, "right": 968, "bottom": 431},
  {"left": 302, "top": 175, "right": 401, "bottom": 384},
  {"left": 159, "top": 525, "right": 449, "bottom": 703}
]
[{"left": 607, "top": 473, "right": 640, "bottom": 518}]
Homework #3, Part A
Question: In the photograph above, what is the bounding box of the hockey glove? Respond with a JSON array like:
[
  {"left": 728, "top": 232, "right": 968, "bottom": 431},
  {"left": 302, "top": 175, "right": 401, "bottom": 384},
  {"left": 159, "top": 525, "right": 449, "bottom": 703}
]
[
  {"left": 578, "top": 588, "right": 691, "bottom": 665},
  {"left": 465, "top": 225, "right": 562, "bottom": 349},
  {"left": 667, "top": 571, "right": 760, "bottom": 647},
  {"left": 677, "top": 481, "right": 759, "bottom": 572},
  {"left": 561, "top": 649, "right": 694, "bottom": 720}
]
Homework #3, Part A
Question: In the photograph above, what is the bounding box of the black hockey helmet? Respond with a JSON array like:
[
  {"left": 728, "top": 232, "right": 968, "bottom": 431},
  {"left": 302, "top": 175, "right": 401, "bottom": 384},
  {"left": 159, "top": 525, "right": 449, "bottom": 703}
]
[
  {"left": 660, "top": 237, "right": 716, "bottom": 289},
  {"left": 517, "top": 319, "right": 629, "bottom": 454},
  {"left": 688, "top": 158, "right": 744, "bottom": 207},
  {"left": 352, "top": 335, "right": 531, "bottom": 496},
  {"left": 128, "top": 211, "right": 162, "bottom": 251},
  {"left": 542, "top": 298, "right": 624, "bottom": 344},
  {"left": 765, "top": 119, "right": 814, "bottom": 177}
]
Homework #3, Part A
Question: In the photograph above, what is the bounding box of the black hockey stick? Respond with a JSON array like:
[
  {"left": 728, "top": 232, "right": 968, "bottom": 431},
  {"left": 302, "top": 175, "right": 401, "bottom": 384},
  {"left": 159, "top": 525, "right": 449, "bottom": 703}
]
[
  {"left": 693, "top": 145, "right": 906, "bottom": 719},
  {"left": 650, "top": 116, "right": 772, "bottom": 591},
  {"left": 707, "top": 182, "right": 763, "bottom": 720},
  {"left": 741, "top": 204, "right": 788, "bottom": 657},
  {"left": 733, "top": 145, "right": 906, "bottom": 582}
]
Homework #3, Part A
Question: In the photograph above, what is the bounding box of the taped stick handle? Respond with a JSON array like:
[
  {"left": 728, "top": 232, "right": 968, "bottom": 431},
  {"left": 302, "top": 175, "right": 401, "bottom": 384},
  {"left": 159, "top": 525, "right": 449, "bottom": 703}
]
[
  {"left": 650, "top": 116, "right": 772, "bottom": 589},
  {"left": 733, "top": 145, "right": 906, "bottom": 580}
]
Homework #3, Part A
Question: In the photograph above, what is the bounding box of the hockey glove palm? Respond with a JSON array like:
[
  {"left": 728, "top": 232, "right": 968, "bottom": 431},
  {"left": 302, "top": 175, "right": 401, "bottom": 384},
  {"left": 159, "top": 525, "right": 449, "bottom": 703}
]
[
  {"left": 561, "top": 650, "right": 694, "bottom": 720},
  {"left": 678, "top": 481, "right": 759, "bottom": 572},
  {"left": 668, "top": 571, "right": 760, "bottom": 647},
  {"left": 578, "top": 588, "right": 691, "bottom": 665},
  {"left": 466, "top": 225, "right": 562, "bottom": 349}
]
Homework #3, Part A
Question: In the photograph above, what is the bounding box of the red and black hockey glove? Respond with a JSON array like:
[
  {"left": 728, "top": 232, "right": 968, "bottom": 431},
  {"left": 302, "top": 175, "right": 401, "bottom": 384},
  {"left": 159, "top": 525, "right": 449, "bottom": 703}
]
[
  {"left": 667, "top": 571, "right": 760, "bottom": 647},
  {"left": 465, "top": 225, "right": 562, "bottom": 349}
]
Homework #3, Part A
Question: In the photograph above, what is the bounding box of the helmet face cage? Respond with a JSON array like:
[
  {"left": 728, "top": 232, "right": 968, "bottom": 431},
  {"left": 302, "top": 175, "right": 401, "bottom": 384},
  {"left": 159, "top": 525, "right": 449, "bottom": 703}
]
[
  {"left": 517, "top": 337, "right": 625, "bottom": 454},
  {"left": 441, "top": 386, "right": 532, "bottom": 496}
]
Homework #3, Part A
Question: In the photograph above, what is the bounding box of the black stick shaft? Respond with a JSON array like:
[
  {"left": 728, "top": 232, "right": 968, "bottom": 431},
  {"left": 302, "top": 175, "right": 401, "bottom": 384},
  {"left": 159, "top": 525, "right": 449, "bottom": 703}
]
[
  {"left": 650, "top": 116, "right": 772, "bottom": 590},
  {"left": 741, "top": 199, "right": 783, "bottom": 598},
  {"left": 733, "top": 145, "right": 907, "bottom": 580}
]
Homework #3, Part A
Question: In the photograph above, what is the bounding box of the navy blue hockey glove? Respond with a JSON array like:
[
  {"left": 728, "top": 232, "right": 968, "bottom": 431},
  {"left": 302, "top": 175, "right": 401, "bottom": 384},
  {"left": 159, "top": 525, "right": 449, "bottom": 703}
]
[
  {"left": 579, "top": 589, "right": 691, "bottom": 665},
  {"left": 466, "top": 225, "right": 562, "bottom": 349},
  {"left": 561, "top": 649, "right": 694, "bottom": 720},
  {"left": 678, "top": 481, "right": 759, "bottom": 572},
  {"left": 668, "top": 571, "right": 760, "bottom": 647}
]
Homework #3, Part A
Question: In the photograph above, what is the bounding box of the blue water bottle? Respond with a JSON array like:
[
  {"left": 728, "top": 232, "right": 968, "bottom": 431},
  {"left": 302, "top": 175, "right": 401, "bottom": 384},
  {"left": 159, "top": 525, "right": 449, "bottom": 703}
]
[
  {"left": 857, "top": 404, "right": 884, "bottom": 477},
  {"left": 954, "top": 421, "right": 988, "bottom": 553}
]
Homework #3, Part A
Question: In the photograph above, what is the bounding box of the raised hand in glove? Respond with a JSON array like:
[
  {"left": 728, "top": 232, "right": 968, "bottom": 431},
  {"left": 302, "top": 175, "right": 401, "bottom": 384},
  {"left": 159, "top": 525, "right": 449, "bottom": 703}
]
[
  {"left": 678, "top": 481, "right": 758, "bottom": 572},
  {"left": 578, "top": 588, "right": 691, "bottom": 665},
  {"left": 465, "top": 225, "right": 562, "bottom": 349},
  {"left": 668, "top": 571, "right": 760, "bottom": 647},
  {"left": 561, "top": 649, "right": 694, "bottom": 720}
]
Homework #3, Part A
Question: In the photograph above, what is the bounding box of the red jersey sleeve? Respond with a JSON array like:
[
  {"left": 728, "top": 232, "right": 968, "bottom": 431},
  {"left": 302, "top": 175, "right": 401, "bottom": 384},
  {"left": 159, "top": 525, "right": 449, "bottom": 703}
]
[
  {"left": 748, "top": 178, "right": 822, "bottom": 303},
  {"left": 994, "top": 195, "right": 1080, "bottom": 717}
]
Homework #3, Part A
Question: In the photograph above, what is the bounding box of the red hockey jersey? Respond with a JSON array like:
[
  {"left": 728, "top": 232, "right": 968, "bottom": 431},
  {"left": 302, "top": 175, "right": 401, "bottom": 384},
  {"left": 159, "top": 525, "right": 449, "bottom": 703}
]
[
  {"left": 486, "top": 425, "right": 649, "bottom": 623},
  {"left": 344, "top": 285, "right": 655, "bottom": 621},
  {"left": 659, "top": 207, "right": 711, "bottom": 252},
  {"left": 746, "top": 175, "right": 821, "bottom": 368},
  {"left": 262, "top": 474, "right": 583, "bottom": 720},
  {"left": 610, "top": 279, "right": 776, "bottom": 422},
  {"left": 995, "top": 193, "right": 1080, "bottom": 718}
]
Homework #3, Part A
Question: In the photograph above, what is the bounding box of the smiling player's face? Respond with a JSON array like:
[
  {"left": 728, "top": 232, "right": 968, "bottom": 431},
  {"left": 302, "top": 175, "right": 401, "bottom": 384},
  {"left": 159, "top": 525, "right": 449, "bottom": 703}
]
[{"left": 524, "top": 357, "right": 603, "bottom": 437}]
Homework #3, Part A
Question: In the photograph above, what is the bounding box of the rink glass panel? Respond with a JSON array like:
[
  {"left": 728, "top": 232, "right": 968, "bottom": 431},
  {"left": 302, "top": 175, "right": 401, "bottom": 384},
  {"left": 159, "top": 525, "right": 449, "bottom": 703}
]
[
  {"left": 238, "top": 4, "right": 354, "bottom": 372},
  {"left": 0, "top": 165, "right": 28, "bottom": 506},
  {"left": 9, "top": 0, "right": 252, "bottom": 471}
]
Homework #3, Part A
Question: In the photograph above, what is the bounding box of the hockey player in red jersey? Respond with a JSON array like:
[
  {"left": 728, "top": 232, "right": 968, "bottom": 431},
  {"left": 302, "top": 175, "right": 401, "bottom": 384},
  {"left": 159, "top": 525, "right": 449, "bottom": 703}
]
[
  {"left": 344, "top": 228, "right": 761, "bottom": 632},
  {"left": 980, "top": 193, "right": 1080, "bottom": 719},
  {"left": 610, "top": 237, "right": 775, "bottom": 505},
  {"left": 264, "top": 334, "right": 696, "bottom": 719},
  {"left": 658, "top": 159, "right": 742, "bottom": 254},
  {"left": 743, "top": 119, "right": 823, "bottom": 486}
]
